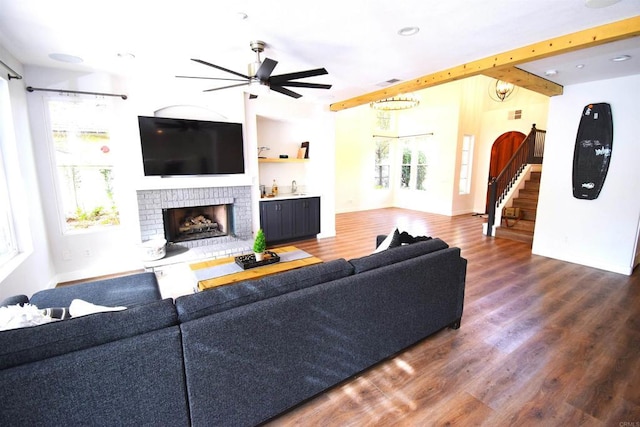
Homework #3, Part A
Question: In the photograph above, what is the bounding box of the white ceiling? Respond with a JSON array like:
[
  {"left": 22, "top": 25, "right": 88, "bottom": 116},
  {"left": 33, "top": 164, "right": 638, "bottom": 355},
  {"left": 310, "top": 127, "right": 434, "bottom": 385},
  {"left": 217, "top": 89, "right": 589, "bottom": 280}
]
[{"left": 0, "top": 0, "right": 638, "bottom": 104}]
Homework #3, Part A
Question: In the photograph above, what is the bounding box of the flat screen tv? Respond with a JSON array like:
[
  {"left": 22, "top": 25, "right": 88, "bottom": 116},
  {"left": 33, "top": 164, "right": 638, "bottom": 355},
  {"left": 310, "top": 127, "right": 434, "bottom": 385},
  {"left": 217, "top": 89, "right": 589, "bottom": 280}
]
[{"left": 138, "top": 116, "right": 245, "bottom": 176}]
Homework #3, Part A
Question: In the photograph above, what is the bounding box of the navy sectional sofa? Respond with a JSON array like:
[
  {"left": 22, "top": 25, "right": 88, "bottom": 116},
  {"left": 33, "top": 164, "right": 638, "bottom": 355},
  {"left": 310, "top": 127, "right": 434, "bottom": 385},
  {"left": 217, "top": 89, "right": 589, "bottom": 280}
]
[{"left": 0, "top": 238, "right": 466, "bottom": 426}]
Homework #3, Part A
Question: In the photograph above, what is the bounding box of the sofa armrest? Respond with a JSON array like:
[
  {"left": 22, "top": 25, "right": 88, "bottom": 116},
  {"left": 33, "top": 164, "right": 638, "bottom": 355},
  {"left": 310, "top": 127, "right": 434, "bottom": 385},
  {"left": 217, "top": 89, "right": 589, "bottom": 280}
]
[{"left": 1, "top": 295, "right": 29, "bottom": 307}]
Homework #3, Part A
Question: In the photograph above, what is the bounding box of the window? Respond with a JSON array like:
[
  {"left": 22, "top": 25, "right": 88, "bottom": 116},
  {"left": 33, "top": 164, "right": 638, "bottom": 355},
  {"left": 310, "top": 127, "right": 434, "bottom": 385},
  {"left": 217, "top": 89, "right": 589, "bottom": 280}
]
[
  {"left": 459, "top": 135, "right": 474, "bottom": 195},
  {"left": 373, "top": 138, "right": 390, "bottom": 189},
  {"left": 399, "top": 137, "right": 429, "bottom": 191},
  {"left": 0, "top": 79, "right": 18, "bottom": 268},
  {"left": 0, "top": 146, "right": 17, "bottom": 268},
  {"left": 46, "top": 98, "right": 120, "bottom": 232}
]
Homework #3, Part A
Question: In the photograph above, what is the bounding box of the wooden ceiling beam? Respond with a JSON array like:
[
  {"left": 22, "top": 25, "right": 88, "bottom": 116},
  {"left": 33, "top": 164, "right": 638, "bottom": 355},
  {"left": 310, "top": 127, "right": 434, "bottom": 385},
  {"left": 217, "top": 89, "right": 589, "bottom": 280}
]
[
  {"left": 483, "top": 66, "right": 563, "bottom": 97},
  {"left": 330, "top": 15, "right": 640, "bottom": 112}
]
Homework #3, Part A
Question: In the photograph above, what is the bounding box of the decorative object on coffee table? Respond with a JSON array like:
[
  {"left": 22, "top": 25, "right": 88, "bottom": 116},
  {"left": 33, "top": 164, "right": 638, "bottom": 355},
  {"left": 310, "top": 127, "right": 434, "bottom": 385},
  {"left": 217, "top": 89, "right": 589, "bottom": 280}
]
[
  {"left": 253, "top": 229, "right": 266, "bottom": 261},
  {"left": 235, "top": 251, "right": 281, "bottom": 270}
]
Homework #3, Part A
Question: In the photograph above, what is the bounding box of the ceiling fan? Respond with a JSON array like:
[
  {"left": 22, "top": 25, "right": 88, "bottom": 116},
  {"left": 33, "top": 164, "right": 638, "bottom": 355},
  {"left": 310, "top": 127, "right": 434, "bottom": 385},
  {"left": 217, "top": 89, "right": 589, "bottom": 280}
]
[{"left": 177, "top": 40, "right": 332, "bottom": 99}]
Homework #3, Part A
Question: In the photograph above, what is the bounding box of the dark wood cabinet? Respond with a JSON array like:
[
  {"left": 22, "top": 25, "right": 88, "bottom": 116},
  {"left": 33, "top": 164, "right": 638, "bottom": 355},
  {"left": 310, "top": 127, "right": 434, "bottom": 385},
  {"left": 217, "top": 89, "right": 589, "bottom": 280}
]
[
  {"left": 293, "top": 197, "right": 320, "bottom": 237},
  {"left": 260, "top": 197, "right": 320, "bottom": 244}
]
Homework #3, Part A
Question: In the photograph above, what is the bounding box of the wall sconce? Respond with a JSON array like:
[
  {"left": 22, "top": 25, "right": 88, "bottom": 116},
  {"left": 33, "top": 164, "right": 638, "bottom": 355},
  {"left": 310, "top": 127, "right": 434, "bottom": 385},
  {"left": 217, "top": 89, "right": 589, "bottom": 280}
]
[
  {"left": 489, "top": 80, "right": 515, "bottom": 102},
  {"left": 370, "top": 94, "right": 420, "bottom": 111}
]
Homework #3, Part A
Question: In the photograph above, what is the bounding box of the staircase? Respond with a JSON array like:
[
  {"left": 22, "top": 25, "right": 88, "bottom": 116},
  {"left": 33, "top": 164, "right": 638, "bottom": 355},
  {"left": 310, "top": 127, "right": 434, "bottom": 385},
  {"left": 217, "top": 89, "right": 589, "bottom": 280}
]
[{"left": 495, "top": 171, "right": 540, "bottom": 245}]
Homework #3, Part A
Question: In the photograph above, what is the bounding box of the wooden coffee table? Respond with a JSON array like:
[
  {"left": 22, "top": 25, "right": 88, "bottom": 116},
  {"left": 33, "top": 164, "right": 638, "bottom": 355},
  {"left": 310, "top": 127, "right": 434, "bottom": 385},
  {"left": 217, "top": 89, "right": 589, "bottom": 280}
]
[{"left": 190, "top": 246, "right": 322, "bottom": 291}]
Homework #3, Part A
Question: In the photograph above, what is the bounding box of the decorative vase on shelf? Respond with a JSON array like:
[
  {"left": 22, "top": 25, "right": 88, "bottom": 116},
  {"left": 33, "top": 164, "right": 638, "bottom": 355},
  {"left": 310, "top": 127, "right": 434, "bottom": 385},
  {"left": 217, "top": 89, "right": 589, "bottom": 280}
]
[{"left": 253, "top": 228, "right": 266, "bottom": 261}]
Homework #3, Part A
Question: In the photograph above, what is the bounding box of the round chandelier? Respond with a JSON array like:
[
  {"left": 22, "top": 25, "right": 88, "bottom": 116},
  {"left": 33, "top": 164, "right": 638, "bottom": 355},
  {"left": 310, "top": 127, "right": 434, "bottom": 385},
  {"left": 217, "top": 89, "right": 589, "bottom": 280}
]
[{"left": 370, "top": 94, "right": 420, "bottom": 111}]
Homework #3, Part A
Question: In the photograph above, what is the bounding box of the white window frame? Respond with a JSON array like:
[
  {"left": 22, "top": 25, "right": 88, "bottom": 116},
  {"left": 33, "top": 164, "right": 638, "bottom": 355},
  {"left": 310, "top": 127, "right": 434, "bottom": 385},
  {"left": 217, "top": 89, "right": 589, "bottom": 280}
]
[
  {"left": 43, "top": 95, "right": 121, "bottom": 234},
  {"left": 0, "top": 78, "right": 19, "bottom": 270},
  {"left": 373, "top": 137, "right": 391, "bottom": 189},
  {"left": 398, "top": 136, "right": 430, "bottom": 191},
  {"left": 459, "top": 134, "right": 475, "bottom": 195}
]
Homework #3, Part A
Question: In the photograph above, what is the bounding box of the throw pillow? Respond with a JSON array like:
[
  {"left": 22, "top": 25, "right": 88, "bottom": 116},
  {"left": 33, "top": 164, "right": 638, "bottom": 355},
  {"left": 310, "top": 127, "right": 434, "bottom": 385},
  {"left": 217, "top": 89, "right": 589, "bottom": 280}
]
[
  {"left": 69, "top": 299, "right": 126, "bottom": 317},
  {"left": 373, "top": 227, "right": 401, "bottom": 253}
]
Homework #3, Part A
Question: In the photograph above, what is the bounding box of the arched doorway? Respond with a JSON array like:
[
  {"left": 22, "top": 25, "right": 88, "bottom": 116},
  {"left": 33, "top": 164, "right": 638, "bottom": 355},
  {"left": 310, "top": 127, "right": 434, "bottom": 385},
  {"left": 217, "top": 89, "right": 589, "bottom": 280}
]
[{"left": 486, "top": 131, "right": 526, "bottom": 212}]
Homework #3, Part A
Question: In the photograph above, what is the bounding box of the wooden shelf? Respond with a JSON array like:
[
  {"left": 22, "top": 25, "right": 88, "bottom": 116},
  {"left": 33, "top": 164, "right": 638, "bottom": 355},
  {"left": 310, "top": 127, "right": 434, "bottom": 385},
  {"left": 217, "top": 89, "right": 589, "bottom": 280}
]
[{"left": 258, "top": 158, "right": 309, "bottom": 163}]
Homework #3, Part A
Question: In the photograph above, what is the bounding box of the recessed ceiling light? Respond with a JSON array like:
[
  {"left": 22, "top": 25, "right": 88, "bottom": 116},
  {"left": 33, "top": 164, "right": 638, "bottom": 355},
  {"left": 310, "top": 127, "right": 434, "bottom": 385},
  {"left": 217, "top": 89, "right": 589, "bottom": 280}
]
[
  {"left": 237, "top": 12, "right": 248, "bottom": 20},
  {"left": 397, "top": 26, "right": 419, "bottom": 37},
  {"left": 611, "top": 54, "right": 631, "bottom": 62},
  {"left": 584, "top": 0, "right": 621, "bottom": 8},
  {"left": 544, "top": 69, "right": 558, "bottom": 76},
  {"left": 117, "top": 53, "right": 135, "bottom": 60},
  {"left": 49, "top": 53, "right": 83, "bottom": 63},
  {"left": 575, "top": 64, "right": 585, "bottom": 69}
]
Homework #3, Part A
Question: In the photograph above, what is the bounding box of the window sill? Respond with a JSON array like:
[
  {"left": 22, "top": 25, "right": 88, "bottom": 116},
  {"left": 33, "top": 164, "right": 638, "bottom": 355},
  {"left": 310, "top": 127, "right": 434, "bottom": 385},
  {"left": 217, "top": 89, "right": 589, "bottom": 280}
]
[{"left": 0, "top": 250, "right": 32, "bottom": 284}]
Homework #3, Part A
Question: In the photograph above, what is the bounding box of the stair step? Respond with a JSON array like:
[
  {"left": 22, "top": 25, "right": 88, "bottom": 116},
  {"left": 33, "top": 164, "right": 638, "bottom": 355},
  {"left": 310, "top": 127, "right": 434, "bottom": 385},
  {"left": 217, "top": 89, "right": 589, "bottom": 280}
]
[
  {"left": 518, "top": 189, "right": 539, "bottom": 200},
  {"left": 500, "top": 218, "right": 535, "bottom": 232},
  {"left": 495, "top": 227, "right": 533, "bottom": 245},
  {"left": 521, "top": 209, "right": 537, "bottom": 221},
  {"left": 524, "top": 181, "right": 540, "bottom": 191},
  {"left": 529, "top": 171, "right": 541, "bottom": 182},
  {"left": 513, "top": 198, "right": 538, "bottom": 210}
]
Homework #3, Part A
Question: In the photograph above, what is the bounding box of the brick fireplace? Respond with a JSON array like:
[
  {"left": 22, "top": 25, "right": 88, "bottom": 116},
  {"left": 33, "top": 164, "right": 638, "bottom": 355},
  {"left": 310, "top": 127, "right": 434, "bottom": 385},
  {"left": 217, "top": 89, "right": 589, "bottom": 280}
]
[{"left": 136, "top": 186, "right": 252, "bottom": 250}]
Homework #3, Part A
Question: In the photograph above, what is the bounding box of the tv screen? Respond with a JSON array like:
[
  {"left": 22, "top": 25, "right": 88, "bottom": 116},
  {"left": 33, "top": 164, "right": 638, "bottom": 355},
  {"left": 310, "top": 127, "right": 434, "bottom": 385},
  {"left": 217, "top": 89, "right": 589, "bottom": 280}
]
[{"left": 138, "top": 116, "right": 245, "bottom": 176}]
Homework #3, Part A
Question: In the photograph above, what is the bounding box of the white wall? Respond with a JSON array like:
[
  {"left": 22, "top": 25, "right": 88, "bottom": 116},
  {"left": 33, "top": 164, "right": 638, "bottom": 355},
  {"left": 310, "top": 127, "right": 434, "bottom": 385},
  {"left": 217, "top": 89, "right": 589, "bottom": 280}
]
[
  {"left": 334, "top": 76, "right": 551, "bottom": 217},
  {"left": 334, "top": 105, "right": 395, "bottom": 213},
  {"left": 4, "top": 58, "right": 336, "bottom": 292},
  {"left": 0, "top": 47, "right": 56, "bottom": 299},
  {"left": 533, "top": 74, "right": 640, "bottom": 275}
]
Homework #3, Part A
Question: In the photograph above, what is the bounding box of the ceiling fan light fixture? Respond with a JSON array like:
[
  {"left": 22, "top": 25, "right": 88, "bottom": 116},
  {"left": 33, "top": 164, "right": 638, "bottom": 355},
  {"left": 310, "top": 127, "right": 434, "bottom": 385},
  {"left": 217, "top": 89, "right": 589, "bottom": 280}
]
[
  {"left": 370, "top": 94, "right": 420, "bottom": 111},
  {"left": 247, "top": 78, "right": 269, "bottom": 96}
]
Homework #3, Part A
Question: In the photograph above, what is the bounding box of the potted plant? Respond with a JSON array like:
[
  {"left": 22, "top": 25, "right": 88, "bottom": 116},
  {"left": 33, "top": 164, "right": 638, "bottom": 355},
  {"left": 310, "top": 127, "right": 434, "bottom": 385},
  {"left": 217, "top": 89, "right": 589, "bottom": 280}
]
[{"left": 253, "top": 228, "right": 266, "bottom": 261}]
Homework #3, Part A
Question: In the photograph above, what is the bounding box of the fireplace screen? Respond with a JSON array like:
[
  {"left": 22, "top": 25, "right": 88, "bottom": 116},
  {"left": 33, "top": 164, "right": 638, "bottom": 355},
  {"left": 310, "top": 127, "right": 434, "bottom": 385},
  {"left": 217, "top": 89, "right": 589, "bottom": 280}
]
[{"left": 163, "top": 204, "right": 232, "bottom": 243}]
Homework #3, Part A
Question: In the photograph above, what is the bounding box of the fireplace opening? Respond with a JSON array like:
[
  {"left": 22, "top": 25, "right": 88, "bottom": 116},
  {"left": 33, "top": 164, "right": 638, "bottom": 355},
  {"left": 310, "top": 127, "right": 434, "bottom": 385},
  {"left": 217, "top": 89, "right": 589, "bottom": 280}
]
[{"left": 163, "top": 204, "right": 233, "bottom": 243}]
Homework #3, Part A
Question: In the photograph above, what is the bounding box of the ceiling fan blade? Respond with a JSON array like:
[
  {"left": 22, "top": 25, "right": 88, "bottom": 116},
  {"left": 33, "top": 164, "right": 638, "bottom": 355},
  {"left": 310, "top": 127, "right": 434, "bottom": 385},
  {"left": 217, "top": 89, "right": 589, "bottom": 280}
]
[
  {"left": 191, "top": 58, "right": 250, "bottom": 80},
  {"left": 256, "top": 58, "right": 278, "bottom": 81},
  {"left": 270, "top": 68, "right": 328, "bottom": 84},
  {"left": 277, "top": 81, "right": 332, "bottom": 89},
  {"left": 270, "top": 85, "right": 302, "bottom": 99},
  {"left": 176, "top": 75, "right": 248, "bottom": 82},
  {"left": 203, "top": 82, "right": 249, "bottom": 92}
]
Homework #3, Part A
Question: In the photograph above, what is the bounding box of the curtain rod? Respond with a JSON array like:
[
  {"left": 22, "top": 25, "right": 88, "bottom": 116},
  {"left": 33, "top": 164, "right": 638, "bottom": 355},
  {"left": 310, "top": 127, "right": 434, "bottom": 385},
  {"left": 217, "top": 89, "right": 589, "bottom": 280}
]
[
  {"left": 26, "top": 86, "right": 128, "bottom": 100},
  {"left": 0, "top": 59, "right": 23, "bottom": 80},
  {"left": 372, "top": 132, "right": 434, "bottom": 138}
]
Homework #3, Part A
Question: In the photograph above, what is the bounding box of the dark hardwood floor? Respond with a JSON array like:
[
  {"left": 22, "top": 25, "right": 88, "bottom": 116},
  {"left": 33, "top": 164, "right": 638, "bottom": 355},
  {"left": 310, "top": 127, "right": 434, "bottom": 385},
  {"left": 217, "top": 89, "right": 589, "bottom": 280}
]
[{"left": 270, "top": 208, "right": 640, "bottom": 426}]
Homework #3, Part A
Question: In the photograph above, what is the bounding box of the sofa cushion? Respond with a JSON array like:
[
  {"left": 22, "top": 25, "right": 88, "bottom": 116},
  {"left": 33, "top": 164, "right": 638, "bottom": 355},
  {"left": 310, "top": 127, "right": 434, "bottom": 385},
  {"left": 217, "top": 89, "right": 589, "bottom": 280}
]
[
  {"left": 30, "top": 272, "right": 161, "bottom": 308},
  {"left": 175, "top": 258, "right": 354, "bottom": 323},
  {"left": 0, "top": 298, "right": 178, "bottom": 370},
  {"left": 349, "top": 237, "right": 449, "bottom": 273}
]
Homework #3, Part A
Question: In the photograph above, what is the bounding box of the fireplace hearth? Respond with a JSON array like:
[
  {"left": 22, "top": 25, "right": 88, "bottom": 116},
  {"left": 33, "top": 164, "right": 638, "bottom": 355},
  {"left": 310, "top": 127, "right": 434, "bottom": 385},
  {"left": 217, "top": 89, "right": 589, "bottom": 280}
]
[{"left": 163, "top": 204, "right": 232, "bottom": 243}]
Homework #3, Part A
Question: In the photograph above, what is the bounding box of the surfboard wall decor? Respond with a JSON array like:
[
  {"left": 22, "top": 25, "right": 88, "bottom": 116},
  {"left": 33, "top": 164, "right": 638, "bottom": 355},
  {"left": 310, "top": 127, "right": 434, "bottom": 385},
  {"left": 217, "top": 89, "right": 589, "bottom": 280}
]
[{"left": 572, "top": 102, "right": 613, "bottom": 200}]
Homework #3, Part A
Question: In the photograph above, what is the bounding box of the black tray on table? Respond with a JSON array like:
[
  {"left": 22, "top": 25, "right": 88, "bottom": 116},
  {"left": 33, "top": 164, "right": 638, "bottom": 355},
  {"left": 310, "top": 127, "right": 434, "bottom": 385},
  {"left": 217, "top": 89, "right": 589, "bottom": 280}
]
[{"left": 234, "top": 251, "right": 280, "bottom": 270}]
